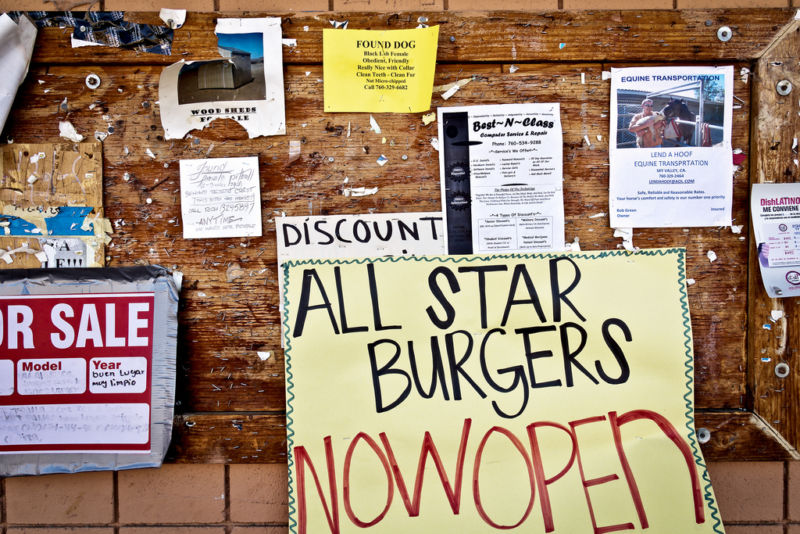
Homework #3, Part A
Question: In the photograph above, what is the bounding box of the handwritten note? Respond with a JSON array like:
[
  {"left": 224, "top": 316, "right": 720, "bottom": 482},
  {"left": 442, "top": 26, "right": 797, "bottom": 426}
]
[
  {"left": 179, "top": 156, "right": 262, "bottom": 239},
  {"left": 89, "top": 357, "right": 147, "bottom": 394},
  {"left": 17, "top": 358, "right": 86, "bottom": 395},
  {"left": 0, "top": 403, "right": 149, "bottom": 447}
]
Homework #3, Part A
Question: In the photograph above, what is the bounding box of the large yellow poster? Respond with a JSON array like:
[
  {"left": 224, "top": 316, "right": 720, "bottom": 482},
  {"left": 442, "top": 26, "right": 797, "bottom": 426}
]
[{"left": 283, "top": 249, "right": 723, "bottom": 534}]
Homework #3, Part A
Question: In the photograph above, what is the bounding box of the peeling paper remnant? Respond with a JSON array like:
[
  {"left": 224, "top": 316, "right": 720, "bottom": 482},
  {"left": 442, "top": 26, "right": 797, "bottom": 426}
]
[
  {"left": 731, "top": 225, "right": 743, "bottom": 234},
  {"left": 422, "top": 112, "right": 436, "bottom": 125},
  {"left": 431, "top": 137, "right": 440, "bottom": 151},
  {"left": 369, "top": 115, "right": 381, "bottom": 134},
  {"left": 613, "top": 227, "right": 637, "bottom": 252},
  {"left": 257, "top": 351, "right": 271, "bottom": 361},
  {"left": 686, "top": 278, "right": 696, "bottom": 286},
  {"left": 566, "top": 237, "right": 580, "bottom": 252},
  {"left": 282, "top": 39, "right": 297, "bottom": 47},
  {"left": 435, "top": 78, "right": 473, "bottom": 95},
  {"left": 159, "top": 8, "right": 186, "bottom": 29},
  {"left": 288, "top": 139, "right": 301, "bottom": 163},
  {"left": 22, "top": 11, "right": 174, "bottom": 55},
  {"left": 226, "top": 262, "right": 245, "bottom": 282},
  {"left": 58, "top": 121, "right": 84, "bottom": 142},
  {"left": 376, "top": 155, "right": 388, "bottom": 166},
  {"left": 1, "top": 244, "right": 45, "bottom": 265},
  {"left": 707, "top": 250, "right": 717, "bottom": 263},
  {"left": 439, "top": 78, "right": 472, "bottom": 100},
  {"left": 771, "top": 310, "right": 785, "bottom": 321},
  {"left": 343, "top": 186, "right": 378, "bottom": 197},
  {"left": 740, "top": 67, "right": 750, "bottom": 84}
]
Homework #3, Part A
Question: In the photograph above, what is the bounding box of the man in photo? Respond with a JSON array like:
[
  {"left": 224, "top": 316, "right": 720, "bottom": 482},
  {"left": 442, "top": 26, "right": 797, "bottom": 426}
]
[{"left": 628, "top": 98, "right": 666, "bottom": 148}]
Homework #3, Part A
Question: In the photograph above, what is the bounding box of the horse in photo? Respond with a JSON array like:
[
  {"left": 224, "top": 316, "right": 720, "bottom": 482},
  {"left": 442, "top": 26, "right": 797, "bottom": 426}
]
[{"left": 661, "top": 98, "right": 696, "bottom": 146}]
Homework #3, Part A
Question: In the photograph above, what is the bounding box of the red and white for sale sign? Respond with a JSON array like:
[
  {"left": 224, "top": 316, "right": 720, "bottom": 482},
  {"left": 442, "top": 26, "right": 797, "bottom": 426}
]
[{"left": 0, "top": 293, "right": 155, "bottom": 453}]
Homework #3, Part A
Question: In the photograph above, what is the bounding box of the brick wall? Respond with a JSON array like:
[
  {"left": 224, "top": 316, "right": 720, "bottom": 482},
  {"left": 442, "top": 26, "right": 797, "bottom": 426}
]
[
  {"left": 0, "top": 0, "right": 796, "bottom": 532},
  {"left": 0, "top": 462, "right": 798, "bottom": 532}
]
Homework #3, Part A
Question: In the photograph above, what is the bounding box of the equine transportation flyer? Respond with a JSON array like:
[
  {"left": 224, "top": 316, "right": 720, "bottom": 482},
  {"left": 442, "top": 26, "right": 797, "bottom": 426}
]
[{"left": 609, "top": 66, "right": 733, "bottom": 228}]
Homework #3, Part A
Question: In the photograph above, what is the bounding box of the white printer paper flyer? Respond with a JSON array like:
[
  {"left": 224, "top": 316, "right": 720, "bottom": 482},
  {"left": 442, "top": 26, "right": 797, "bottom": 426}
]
[{"left": 609, "top": 66, "right": 733, "bottom": 228}]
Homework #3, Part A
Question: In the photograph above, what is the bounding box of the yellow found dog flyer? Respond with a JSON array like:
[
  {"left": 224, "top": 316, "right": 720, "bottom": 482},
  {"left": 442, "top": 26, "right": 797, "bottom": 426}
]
[
  {"left": 609, "top": 66, "right": 733, "bottom": 228},
  {"left": 323, "top": 26, "right": 439, "bottom": 113},
  {"left": 283, "top": 249, "right": 723, "bottom": 534}
]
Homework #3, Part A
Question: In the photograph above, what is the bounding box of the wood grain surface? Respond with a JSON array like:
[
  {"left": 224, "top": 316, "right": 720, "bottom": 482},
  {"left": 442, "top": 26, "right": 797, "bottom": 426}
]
[
  {"left": 2, "top": 8, "right": 797, "bottom": 460},
  {"left": 748, "top": 16, "right": 800, "bottom": 459}
]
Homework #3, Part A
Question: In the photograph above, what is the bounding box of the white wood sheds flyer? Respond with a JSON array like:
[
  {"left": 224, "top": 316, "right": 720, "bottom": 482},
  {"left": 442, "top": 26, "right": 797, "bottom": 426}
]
[
  {"left": 437, "top": 103, "right": 564, "bottom": 254},
  {"left": 158, "top": 18, "right": 286, "bottom": 139},
  {"left": 609, "top": 66, "right": 733, "bottom": 228}
]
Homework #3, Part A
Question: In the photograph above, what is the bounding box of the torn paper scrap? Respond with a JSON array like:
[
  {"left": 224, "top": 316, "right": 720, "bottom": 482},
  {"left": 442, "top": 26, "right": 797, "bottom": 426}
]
[
  {"left": 323, "top": 26, "right": 439, "bottom": 113},
  {"left": 433, "top": 77, "right": 473, "bottom": 94},
  {"left": 0, "top": 14, "right": 36, "bottom": 135},
  {"left": 437, "top": 78, "right": 474, "bottom": 101},
  {"left": 13, "top": 11, "right": 173, "bottom": 55},
  {"left": 422, "top": 112, "right": 436, "bottom": 125},
  {"left": 369, "top": 115, "right": 381, "bottom": 134},
  {"left": 158, "top": 17, "right": 286, "bottom": 139},
  {"left": 59, "top": 121, "right": 84, "bottom": 142},
  {"left": 160, "top": 8, "right": 187, "bottom": 30},
  {"left": 613, "top": 227, "right": 637, "bottom": 252},
  {"left": 343, "top": 186, "right": 378, "bottom": 197},
  {"left": 566, "top": 237, "right": 580, "bottom": 252},
  {"left": 288, "top": 139, "right": 301, "bottom": 162}
]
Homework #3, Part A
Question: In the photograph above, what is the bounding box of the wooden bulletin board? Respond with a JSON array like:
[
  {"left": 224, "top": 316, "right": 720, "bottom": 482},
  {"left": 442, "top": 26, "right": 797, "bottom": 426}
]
[{"left": 3, "top": 9, "right": 800, "bottom": 461}]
